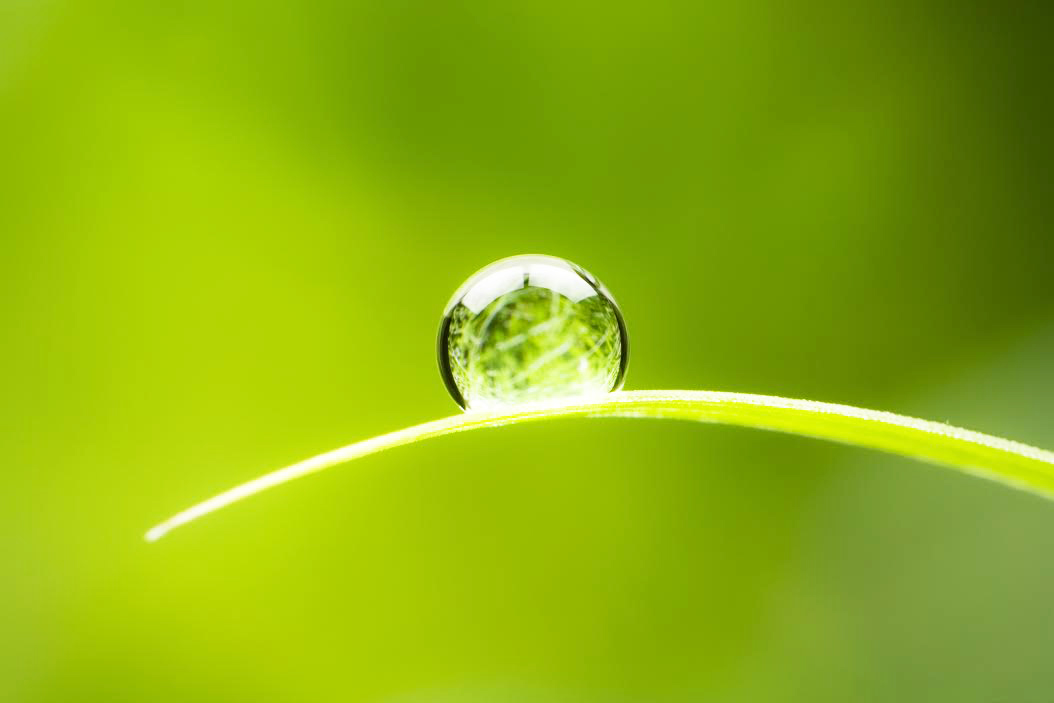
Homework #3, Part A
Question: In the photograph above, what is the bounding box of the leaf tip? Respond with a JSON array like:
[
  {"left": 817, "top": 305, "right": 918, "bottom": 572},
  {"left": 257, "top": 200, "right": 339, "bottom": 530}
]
[{"left": 144, "top": 525, "right": 167, "bottom": 543}]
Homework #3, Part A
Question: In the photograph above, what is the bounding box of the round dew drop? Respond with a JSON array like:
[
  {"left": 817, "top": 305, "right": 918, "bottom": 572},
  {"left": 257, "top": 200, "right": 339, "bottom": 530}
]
[{"left": 438, "top": 255, "right": 629, "bottom": 411}]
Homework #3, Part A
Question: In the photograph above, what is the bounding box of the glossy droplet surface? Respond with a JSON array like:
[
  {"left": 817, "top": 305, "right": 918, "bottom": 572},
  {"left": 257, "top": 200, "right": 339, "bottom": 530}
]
[{"left": 438, "top": 255, "right": 629, "bottom": 410}]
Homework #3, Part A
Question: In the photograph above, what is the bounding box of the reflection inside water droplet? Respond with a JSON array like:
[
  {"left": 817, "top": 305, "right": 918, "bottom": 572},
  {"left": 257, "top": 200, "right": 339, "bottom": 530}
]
[{"left": 438, "top": 254, "right": 629, "bottom": 411}]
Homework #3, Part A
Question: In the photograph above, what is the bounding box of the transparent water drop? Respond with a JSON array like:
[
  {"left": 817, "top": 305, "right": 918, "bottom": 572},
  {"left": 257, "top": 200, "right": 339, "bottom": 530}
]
[{"left": 438, "top": 254, "right": 629, "bottom": 410}]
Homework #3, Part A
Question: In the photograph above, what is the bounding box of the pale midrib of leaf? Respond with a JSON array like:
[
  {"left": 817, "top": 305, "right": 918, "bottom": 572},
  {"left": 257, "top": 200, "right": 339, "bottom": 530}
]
[{"left": 145, "top": 390, "right": 1054, "bottom": 542}]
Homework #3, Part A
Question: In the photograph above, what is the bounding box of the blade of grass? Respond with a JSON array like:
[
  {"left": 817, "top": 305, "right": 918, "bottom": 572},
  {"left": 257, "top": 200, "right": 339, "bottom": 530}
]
[{"left": 145, "top": 390, "right": 1054, "bottom": 542}]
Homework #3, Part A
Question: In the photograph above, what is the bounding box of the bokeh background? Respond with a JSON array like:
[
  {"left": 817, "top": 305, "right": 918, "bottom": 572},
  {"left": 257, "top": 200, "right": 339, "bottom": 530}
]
[{"left": 3, "top": 1, "right": 1053, "bottom": 701}]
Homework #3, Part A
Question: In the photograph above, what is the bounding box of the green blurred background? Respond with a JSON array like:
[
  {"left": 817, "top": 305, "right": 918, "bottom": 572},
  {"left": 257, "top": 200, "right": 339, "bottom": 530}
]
[{"left": 3, "top": 1, "right": 1053, "bottom": 701}]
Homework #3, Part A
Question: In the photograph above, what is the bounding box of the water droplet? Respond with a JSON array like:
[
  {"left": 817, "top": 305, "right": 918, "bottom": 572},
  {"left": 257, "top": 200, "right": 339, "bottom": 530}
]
[{"left": 438, "top": 255, "right": 629, "bottom": 410}]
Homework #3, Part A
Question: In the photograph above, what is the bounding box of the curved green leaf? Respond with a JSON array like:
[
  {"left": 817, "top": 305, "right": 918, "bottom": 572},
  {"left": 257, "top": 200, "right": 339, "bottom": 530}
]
[{"left": 145, "top": 390, "right": 1054, "bottom": 541}]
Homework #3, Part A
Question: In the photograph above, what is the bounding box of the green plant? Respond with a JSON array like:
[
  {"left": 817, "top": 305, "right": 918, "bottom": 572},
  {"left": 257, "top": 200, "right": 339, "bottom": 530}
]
[{"left": 145, "top": 389, "right": 1054, "bottom": 542}]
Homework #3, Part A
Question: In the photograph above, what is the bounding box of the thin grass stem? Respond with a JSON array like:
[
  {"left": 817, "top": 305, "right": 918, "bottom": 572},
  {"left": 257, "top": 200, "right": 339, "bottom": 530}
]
[{"left": 145, "top": 390, "right": 1054, "bottom": 542}]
